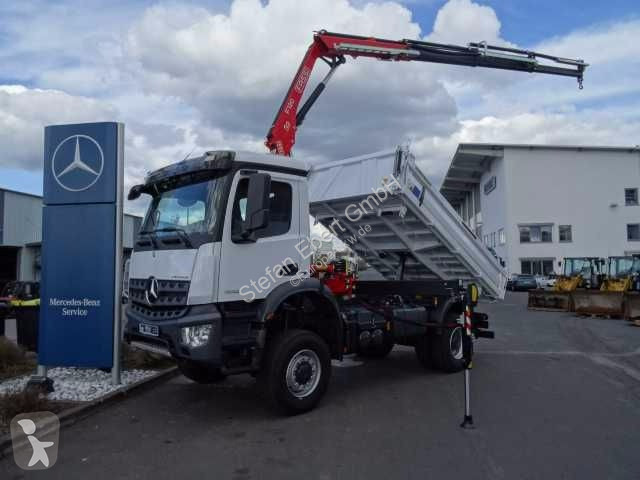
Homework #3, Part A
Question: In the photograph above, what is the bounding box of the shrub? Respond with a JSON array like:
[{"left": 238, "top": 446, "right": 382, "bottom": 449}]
[
  {"left": 122, "top": 343, "right": 174, "bottom": 370},
  {"left": 0, "top": 337, "right": 35, "bottom": 380},
  {"left": 0, "top": 389, "right": 51, "bottom": 428}
]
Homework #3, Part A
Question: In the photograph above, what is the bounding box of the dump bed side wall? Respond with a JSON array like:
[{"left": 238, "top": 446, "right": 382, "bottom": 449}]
[{"left": 308, "top": 147, "right": 507, "bottom": 299}]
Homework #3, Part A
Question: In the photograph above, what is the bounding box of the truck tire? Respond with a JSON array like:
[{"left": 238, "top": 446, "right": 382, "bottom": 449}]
[
  {"left": 357, "top": 334, "right": 394, "bottom": 359},
  {"left": 431, "top": 325, "right": 465, "bottom": 373},
  {"left": 258, "top": 329, "right": 331, "bottom": 415},
  {"left": 414, "top": 335, "right": 434, "bottom": 369},
  {"left": 178, "top": 360, "right": 227, "bottom": 384}
]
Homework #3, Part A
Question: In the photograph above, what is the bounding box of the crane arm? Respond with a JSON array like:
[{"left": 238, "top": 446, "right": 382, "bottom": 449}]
[{"left": 265, "top": 30, "right": 587, "bottom": 156}]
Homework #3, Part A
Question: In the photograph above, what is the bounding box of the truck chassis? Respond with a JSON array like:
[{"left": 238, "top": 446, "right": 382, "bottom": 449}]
[{"left": 126, "top": 278, "right": 490, "bottom": 414}]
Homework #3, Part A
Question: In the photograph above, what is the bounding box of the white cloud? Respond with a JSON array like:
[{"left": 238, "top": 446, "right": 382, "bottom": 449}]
[
  {"left": 0, "top": 86, "right": 116, "bottom": 170},
  {"left": 428, "top": 0, "right": 503, "bottom": 44},
  {"left": 0, "top": 0, "right": 639, "bottom": 216}
]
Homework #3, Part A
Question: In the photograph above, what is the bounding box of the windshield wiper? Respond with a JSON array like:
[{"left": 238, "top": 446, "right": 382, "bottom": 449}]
[
  {"left": 147, "top": 227, "right": 194, "bottom": 248},
  {"left": 138, "top": 229, "right": 159, "bottom": 248}
]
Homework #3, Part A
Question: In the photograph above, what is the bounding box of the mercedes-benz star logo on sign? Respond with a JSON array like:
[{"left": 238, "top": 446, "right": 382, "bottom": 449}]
[
  {"left": 51, "top": 135, "right": 104, "bottom": 192},
  {"left": 145, "top": 277, "right": 159, "bottom": 305}
]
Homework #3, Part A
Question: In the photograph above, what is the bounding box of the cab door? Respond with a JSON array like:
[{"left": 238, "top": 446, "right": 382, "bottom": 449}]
[{"left": 218, "top": 170, "right": 302, "bottom": 303}]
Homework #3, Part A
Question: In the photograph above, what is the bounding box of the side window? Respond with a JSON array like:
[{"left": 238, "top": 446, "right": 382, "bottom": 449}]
[{"left": 231, "top": 178, "right": 292, "bottom": 240}]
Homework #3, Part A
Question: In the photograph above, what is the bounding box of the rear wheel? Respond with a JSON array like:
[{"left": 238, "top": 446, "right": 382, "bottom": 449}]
[
  {"left": 258, "top": 329, "right": 331, "bottom": 415},
  {"left": 357, "top": 333, "right": 394, "bottom": 358},
  {"left": 178, "top": 360, "right": 227, "bottom": 384},
  {"left": 414, "top": 334, "right": 434, "bottom": 369},
  {"left": 431, "top": 325, "right": 466, "bottom": 373}
]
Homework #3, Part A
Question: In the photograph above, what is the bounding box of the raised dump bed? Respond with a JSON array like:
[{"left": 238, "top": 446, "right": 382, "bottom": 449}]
[{"left": 308, "top": 147, "right": 507, "bottom": 299}]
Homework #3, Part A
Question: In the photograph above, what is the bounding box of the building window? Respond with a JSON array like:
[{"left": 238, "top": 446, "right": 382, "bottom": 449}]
[
  {"left": 625, "top": 188, "right": 638, "bottom": 206},
  {"left": 499, "top": 228, "right": 505, "bottom": 245},
  {"left": 628, "top": 224, "right": 640, "bottom": 241},
  {"left": 483, "top": 176, "right": 496, "bottom": 195},
  {"left": 519, "top": 224, "right": 552, "bottom": 243},
  {"left": 491, "top": 232, "right": 496, "bottom": 248},
  {"left": 521, "top": 259, "right": 554, "bottom": 275},
  {"left": 559, "top": 225, "right": 572, "bottom": 243}
]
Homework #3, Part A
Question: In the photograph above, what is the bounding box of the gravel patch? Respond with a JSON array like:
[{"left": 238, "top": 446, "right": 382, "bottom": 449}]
[{"left": 0, "top": 368, "right": 157, "bottom": 402}]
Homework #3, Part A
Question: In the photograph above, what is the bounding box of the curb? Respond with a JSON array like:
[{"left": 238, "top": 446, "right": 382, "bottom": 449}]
[{"left": 0, "top": 366, "right": 179, "bottom": 459}]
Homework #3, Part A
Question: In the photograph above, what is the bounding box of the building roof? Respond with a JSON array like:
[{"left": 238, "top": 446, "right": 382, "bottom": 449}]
[
  {"left": 0, "top": 187, "right": 143, "bottom": 219},
  {"left": 440, "top": 143, "right": 640, "bottom": 207}
]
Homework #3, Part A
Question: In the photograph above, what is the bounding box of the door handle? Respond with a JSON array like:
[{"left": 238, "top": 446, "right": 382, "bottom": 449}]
[{"left": 279, "top": 263, "right": 299, "bottom": 276}]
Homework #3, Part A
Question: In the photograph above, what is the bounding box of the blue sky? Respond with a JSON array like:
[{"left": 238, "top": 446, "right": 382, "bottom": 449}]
[
  {"left": 0, "top": 0, "right": 638, "bottom": 209},
  {"left": 409, "top": 0, "right": 639, "bottom": 45}
]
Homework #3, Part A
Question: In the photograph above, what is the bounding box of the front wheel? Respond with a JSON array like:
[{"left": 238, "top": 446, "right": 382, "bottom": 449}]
[{"left": 258, "top": 329, "right": 331, "bottom": 415}]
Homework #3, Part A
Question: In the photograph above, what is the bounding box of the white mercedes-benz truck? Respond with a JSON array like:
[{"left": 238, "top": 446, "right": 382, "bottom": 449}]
[{"left": 124, "top": 148, "right": 496, "bottom": 414}]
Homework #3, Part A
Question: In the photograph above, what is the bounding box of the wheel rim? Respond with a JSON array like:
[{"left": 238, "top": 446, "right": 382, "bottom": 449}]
[
  {"left": 285, "top": 349, "right": 322, "bottom": 398},
  {"left": 449, "top": 327, "right": 464, "bottom": 360}
]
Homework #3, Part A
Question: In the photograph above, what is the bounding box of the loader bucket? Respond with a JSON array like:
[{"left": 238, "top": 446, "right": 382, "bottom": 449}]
[
  {"left": 624, "top": 292, "right": 640, "bottom": 321},
  {"left": 527, "top": 289, "right": 573, "bottom": 311},
  {"left": 572, "top": 290, "right": 625, "bottom": 317}
]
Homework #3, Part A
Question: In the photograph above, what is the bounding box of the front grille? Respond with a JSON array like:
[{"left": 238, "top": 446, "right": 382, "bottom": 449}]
[{"left": 129, "top": 278, "right": 190, "bottom": 320}]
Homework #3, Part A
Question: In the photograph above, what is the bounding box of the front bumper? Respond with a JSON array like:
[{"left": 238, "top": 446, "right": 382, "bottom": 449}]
[{"left": 124, "top": 303, "right": 223, "bottom": 366}]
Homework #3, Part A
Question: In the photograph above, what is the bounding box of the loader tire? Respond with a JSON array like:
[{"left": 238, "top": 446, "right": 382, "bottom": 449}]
[{"left": 258, "top": 329, "right": 331, "bottom": 415}]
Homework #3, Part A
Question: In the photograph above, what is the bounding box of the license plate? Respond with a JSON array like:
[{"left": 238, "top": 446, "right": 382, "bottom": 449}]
[{"left": 139, "top": 323, "right": 159, "bottom": 337}]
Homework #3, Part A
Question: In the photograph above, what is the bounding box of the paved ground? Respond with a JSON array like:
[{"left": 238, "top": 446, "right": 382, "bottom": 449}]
[{"left": 2, "top": 292, "right": 640, "bottom": 479}]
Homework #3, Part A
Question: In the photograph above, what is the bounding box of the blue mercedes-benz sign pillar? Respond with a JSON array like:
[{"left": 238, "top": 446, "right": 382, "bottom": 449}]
[{"left": 38, "top": 122, "right": 124, "bottom": 385}]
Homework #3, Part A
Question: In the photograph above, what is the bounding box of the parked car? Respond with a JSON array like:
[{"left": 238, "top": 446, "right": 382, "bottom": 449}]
[
  {"left": 510, "top": 274, "right": 538, "bottom": 291},
  {"left": 536, "top": 274, "right": 557, "bottom": 289}
]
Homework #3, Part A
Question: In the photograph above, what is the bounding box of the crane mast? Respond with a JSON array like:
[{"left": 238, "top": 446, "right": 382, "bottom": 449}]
[{"left": 265, "top": 30, "right": 587, "bottom": 156}]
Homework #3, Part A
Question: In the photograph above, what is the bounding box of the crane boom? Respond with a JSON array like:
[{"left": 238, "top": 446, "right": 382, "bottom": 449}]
[{"left": 265, "top": 30, "right": 587, "bottom": 156}]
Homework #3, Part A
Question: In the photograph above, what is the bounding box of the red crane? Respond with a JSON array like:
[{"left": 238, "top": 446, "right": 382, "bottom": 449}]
[{"left": 265, "top": 30, "right": 587, "bottom": 156}]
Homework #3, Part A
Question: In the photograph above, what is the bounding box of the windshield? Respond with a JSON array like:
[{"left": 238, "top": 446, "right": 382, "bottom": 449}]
[
  {"left": 564, "top": 258, "right": 592, "bottom": 277},
  {"left": 141, "top": 176, "right": 228, "bottom": 248},
  {"left": 611, "top": 257, "right": 640, "bottom": 277}
]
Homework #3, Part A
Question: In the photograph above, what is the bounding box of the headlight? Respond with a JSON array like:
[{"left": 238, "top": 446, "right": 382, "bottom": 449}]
[{"left": 179, "top": 324, "right": 213, "bottom": 348}]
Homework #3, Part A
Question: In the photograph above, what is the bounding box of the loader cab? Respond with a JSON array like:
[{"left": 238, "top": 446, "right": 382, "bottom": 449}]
[
  {"left": 561, "top": 257, "right": 606, "bottom": 289},
  {"left": 608, "top": 256, "right": 640, "bottom": 279}
]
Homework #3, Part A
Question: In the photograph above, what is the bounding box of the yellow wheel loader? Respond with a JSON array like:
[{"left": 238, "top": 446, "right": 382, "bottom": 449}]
[
  {"left": 573, "top": 256, "right": 640, "bottom": 317},
  {"left": 528, "top": 257, "right": 605, "bottom": 312}
]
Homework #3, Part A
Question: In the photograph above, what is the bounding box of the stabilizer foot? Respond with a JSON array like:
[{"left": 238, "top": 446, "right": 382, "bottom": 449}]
[{"left": 460, "top": 415, "right": 475, "bottom": 429}]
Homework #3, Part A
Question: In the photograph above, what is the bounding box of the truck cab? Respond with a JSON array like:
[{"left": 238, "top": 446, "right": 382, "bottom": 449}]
[{"left": 125, "top": 150, "right": 346, "bottom": 410}]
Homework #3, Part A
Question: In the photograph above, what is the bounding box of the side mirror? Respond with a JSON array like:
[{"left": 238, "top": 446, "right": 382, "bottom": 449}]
[
  {"left": 241, "top": 173, "right": 271, "bottom": 242},
  {"left": 128, "top": 184, "right": 145, "bottom": 201}
]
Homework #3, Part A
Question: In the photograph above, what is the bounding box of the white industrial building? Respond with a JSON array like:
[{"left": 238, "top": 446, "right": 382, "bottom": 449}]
[
  {"left": 440, "top": 144, "right": 640, "bottom": 276},
  {"left": 0, "top": 187, "right": 142, "bottom": 289}
]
